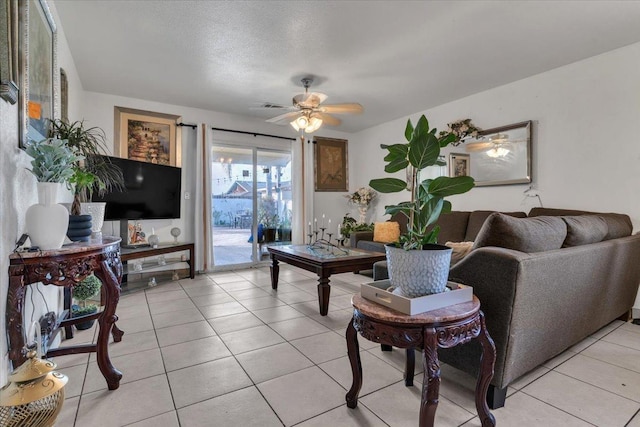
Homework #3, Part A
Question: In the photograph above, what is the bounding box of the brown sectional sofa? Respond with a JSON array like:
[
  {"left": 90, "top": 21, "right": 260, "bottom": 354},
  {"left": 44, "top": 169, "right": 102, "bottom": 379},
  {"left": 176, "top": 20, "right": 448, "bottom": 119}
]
[{"left": 351, "top": 208, "right": 640, "bottom": 408}]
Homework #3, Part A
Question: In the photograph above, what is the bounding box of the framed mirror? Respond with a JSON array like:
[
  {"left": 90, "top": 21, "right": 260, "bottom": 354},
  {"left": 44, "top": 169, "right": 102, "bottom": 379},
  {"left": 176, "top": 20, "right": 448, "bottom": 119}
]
[
  {"left": 0, "top": 0, "right": 18, "bottom": 104},
  {"left": 18, "top": 0, "right": 57, "bottom": 147},
  {"left": 463, "top": 120, "right": 532, "bottom": 186}
]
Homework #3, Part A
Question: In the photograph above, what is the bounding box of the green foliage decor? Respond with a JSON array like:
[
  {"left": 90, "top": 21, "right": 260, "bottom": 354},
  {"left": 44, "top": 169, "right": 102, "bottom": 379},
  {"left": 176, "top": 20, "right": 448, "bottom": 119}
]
[
  {"left": 49, "top": 119, "right": 124, "bottom": 215},
  {"left": 72, "top": 274, "right": 102, "bottom": 314},
  {"left": 339, "top": 213, "right": 374, "bottom": 238},
  {"left": 369, "top": 115, "right": 476, "bottom": 250},
  {"left": 258, "top": 197, "right": 279, "bottom": 228},
  {"left": 25, "top": 138, "right": 82, "bottom": 184}
]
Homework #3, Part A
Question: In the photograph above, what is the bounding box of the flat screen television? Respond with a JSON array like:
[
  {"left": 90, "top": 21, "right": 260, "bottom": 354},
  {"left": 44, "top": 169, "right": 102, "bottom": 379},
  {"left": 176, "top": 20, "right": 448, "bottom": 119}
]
[{"left": 92, "top": 156, "right": 182, "bottom": 220}]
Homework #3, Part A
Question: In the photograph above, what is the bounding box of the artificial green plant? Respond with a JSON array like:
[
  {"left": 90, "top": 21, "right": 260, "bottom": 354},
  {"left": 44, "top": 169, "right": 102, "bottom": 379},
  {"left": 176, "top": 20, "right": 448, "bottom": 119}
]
[
  {"left": 49, "top": 119, "right": 124, "bottom": 215},
  {"left": 369, "top": 115, "right": 476, "bottom": 250}
]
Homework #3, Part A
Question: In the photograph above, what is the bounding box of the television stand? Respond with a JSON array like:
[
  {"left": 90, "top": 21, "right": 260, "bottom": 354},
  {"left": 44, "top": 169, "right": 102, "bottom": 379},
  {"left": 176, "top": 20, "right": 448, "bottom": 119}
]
[
  {"left": 120, "top": 242, "right": 195, "bottom": 285},
  {"left": 121, "top": 243, "right": 151, "bottom": 249}
]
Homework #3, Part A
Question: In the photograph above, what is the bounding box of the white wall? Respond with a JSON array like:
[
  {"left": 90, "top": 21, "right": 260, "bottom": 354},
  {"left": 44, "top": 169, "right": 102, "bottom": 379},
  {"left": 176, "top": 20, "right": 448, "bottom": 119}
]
[
  {"left": 350, "top": 41, "right": 640, "bottom": 231},
  {"left": 0, "top": 0, "right": 82, "bottom": 385}
]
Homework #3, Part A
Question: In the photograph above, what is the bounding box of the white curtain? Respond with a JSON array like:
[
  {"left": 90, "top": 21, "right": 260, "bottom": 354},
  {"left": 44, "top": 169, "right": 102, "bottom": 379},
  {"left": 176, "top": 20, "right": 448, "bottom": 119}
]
[
  {"left": 291, "top": 136, "right": 305, "bottom": 244},
  {"left": 194, "top": 124, "right": 214, "bottom": 271}
]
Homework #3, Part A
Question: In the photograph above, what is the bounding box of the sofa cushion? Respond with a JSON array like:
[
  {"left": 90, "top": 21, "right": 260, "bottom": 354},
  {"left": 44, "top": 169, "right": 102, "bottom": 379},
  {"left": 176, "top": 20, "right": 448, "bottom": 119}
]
[
  {"left": 389, "top": 212, "right": 409, "bottom": 234},
  {"left": 528, "top": 207, "right": 632, "bottom": 240},
  {"left": 445, "top": 241, "right": 474, "bottom": 266},
  {"left": 373, "top": 221, "right": 400, "bottom": 243},
  {"left": 562, "top": 216, "right": 608, "bottom": 247},
  {"left": 600, "top": 214, "right": 633, "bottom": 239},
  {"left": 473, "top": 213, "right": 567, "bottom": 253},
  {"left": 464, "top": 210, "right": 527, "bottom": 241},
  {"left": 357, "top": 240, "right": 386, "bottom": 253},
  {"left": 431, "top": 211, "right": 471, "bottom": 244}
]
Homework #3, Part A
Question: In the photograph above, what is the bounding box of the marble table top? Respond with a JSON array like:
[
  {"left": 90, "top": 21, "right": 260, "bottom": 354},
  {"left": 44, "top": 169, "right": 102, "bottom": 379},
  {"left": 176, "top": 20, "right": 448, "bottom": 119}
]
[{"left": 352, "top": 294, "right": 480, "bottom": 325}]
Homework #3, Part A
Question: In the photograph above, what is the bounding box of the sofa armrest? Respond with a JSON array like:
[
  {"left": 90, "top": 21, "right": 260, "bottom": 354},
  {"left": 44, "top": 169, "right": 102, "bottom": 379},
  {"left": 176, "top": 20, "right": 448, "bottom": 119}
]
[
  {"left": 350, "top": 231, "right": 374, "bottom": 248},
  {"left": 446, "top": 236, "right": 640, "bottom": 389},
  {"left": 443, "top": 247, "right": 528, "bottom": 388}
]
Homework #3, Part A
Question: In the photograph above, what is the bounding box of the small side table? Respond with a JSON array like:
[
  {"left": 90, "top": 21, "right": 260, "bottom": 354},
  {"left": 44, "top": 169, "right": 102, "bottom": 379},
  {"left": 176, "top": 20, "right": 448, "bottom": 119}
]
[
  {"left": 346, "top": 294, "right": 496, "bottom": 427},
  {"left": 7, "top": 237, "right": 125, "bottom": 390}
]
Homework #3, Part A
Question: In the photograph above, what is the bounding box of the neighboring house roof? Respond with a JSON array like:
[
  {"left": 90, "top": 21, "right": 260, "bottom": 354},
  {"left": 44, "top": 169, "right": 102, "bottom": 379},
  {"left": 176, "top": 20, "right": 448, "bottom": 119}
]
[{"left": 216, "top": 180, "right": 292, "bottom": 199}]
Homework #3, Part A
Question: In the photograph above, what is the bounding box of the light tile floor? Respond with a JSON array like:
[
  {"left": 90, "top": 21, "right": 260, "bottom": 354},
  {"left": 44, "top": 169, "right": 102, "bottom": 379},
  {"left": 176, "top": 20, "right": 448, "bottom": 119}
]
[{"left": 53, "top": 265, "right": 640, "bottom": 426}]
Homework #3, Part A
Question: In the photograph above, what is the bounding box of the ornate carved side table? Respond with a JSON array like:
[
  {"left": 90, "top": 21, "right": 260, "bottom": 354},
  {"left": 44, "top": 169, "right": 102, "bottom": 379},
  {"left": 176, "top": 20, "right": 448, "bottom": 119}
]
[
  {"left": 346, "top": 294, "right": 496, "bottom": 427},
  {"left": 7, "top": 237, "right": 125, "bottom": 390}
]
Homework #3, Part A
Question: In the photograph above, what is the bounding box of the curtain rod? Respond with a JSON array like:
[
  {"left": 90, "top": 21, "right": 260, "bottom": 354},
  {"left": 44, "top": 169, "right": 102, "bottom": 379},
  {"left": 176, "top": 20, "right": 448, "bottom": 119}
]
[
  {"left": 211, "top": 127, "right": 296, "bottom": 141},
  {"left": 177, "top": 123, "right": 197, "bottom": 129}
]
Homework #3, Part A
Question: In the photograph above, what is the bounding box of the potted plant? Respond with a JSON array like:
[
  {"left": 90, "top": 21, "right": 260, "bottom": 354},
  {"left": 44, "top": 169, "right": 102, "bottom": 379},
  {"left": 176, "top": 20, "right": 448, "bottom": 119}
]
[
  {"left": 258, "top": 197, "right": 279, "bottom": 243},
  {"left": 49, "top": 120, "right": 124, "bottom": 238},
  {"left": 340, "top": 213, "right": 375, "bottom": 243},
  {"left": 369, "top": 115, "right": 477, "bottom": 297},
  {"left": 72, "top": 274, "right": 102, "bottom": 330},
  {"left": 25, "top": 138, "right": 82, "bottom": 249},
  {"left": 278, "top": 208, "right": 292, "bottom": 242}
]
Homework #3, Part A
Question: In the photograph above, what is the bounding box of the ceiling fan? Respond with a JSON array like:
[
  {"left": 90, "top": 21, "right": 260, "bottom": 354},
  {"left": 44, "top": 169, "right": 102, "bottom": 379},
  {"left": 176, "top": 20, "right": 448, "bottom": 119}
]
[
  {"left": 262, "top": 77, "right": 363, "bottom": 133},
  {"left": 465, "top": 133, "right": 522, "bottom": 158}
]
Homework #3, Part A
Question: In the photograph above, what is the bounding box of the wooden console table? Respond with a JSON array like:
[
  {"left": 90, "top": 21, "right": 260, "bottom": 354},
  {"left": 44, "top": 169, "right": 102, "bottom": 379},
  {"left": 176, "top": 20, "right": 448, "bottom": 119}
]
[
  {"left": 7, "top": 237, "right": 125, "bottom": 390},
  {"left": 346, "top": 294, "right": 496, "bottom": 427}
]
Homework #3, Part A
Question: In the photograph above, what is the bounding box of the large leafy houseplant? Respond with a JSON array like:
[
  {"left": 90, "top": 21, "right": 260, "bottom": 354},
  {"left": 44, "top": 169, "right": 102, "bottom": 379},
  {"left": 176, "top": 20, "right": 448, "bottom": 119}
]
[
  {"left": 369, "top": 115, "right": 476, "bottom": 250},
  {"left": 49, "top": 120, "right": 124, "bottom": 215}
]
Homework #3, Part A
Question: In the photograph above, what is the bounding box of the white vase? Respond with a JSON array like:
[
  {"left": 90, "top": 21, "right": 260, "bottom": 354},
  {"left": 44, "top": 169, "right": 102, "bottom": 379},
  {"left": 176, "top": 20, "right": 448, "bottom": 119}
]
[
  {"left": 357, "top": 205, "right": 368, "bottom": 224},
  {"left": 25, "top": 182, "right": 69, "bottom": 250},
  {"left": 80, "top": 202, "right": 107, "bottom": 233},
  {"left": 385, "top": 244, "right": 452, "bottom": 297}
]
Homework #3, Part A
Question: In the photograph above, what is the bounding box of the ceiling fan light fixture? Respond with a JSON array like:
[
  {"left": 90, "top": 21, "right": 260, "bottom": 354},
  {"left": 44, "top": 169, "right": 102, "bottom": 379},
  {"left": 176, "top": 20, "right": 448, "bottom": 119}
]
[
  {"left": 486, "top": 147, "right": 510, "bottom": 158},
  {"left": 290, "top": 114, "right": 322, "bottom": 133},
  {"left": 306, "top": 117, "right": 323, "bottom": 133}
]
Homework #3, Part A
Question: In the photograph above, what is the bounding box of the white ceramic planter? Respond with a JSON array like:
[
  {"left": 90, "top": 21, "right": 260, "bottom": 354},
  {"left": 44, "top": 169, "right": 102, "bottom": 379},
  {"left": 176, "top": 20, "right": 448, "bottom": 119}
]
[
  {"left": 385, "top": 244, "right": 453, "bottom": 297},
  {"left": 25, "top": 182, "right": 69, "bottom": 250},
  {"left": 80, "top": 202, "right": 107, "bottom": 233}
]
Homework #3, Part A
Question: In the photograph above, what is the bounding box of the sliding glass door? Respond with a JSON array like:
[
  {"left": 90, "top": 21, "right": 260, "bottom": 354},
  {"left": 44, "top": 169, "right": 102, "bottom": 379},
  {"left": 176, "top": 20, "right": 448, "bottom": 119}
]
[{"left": 210, "top": 145, "right": 292, "bottom": 268}]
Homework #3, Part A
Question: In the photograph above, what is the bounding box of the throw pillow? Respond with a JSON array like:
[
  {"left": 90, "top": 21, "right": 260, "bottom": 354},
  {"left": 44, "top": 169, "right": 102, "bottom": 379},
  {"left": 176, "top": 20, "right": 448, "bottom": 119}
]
[
  {"left": 445, "top": 241, "right": 474, "bottom": 266},
  {"left": 600, "top": 214, "right": 633, "bottom": 240},
  {"left": 373, "top": 222, "right": 401, "bottom": 243},
  {"left": 562, "top": 216, "right": 608, "bottom": 247},
  {"left": 472, "top": 213, "right": 567, "bottom": 253}
]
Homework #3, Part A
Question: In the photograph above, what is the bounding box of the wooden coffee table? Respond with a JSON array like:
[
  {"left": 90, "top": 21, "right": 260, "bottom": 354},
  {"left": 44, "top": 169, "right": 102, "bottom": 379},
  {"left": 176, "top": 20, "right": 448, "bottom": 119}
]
[{"left": 268, "top": 245, "right": 386, "bottom": 316}]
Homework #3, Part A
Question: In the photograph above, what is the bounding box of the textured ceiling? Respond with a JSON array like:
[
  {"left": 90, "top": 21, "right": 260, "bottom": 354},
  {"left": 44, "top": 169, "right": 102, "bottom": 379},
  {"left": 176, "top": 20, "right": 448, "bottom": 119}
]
[{"left": 55, "top": 1, "right": 640, "bottom": 133}]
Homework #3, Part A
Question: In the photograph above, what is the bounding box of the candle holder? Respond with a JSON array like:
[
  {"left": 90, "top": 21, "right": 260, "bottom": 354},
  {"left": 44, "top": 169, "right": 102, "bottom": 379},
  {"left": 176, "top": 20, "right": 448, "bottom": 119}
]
[{"left": 307, "top": 228, "right": 348, "bottom": 255}]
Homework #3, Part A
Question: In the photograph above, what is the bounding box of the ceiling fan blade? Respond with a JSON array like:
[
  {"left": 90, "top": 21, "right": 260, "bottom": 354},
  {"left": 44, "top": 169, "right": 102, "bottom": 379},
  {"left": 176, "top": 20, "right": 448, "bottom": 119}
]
[
  {"left": 250, "top": 103, "right": 295, "bottom": 111},
  {"left": 293, "top": 92, "right": 328, "bottom": 108},
  {"left": 318, "top": 103, "right": 363, "bottom": 114},
  {"left": 266, "top": 111, "right": 302, "bottom": 124},
  {"left": 315, "top": 112, "right": 341, "bottom": 126}
]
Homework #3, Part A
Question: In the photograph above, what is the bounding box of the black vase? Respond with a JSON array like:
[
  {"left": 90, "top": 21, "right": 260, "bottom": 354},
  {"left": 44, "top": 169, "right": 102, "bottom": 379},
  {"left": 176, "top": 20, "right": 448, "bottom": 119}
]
[{"left": 67, "top": 214, "right": 92, "bottom": 242}]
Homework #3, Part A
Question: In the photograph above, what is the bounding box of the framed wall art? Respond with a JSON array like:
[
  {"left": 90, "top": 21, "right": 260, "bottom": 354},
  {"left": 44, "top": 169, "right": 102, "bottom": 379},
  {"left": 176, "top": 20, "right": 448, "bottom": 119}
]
[
  {"left": 449, "top": 153, "right": 470, "bottom": 177},
  {"left": 0, "top": 0, "right": 18, "bottom": 104},
  {"left": 114, "top": 106, "right": 182, "bottom": 166},
  {"left": 464, "top": 120, "right": 532, "bottom": 186},
  {"left": 18, "top": 0, "right": 58, "bottom": 147},
  {"left": 314, "top": 137, "right": 348, "bottom": 192}
]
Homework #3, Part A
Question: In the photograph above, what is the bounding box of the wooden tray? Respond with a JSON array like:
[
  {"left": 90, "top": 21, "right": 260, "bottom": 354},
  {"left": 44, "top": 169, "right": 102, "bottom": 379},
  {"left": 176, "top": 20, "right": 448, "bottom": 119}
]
[{"left": 361, "top": 280, "right": 473, "bottom": 315}]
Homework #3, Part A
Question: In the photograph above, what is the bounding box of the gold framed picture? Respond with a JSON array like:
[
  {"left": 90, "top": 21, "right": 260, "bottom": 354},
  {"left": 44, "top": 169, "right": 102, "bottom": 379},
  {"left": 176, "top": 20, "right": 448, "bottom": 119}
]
[
  {"left": 114, "top": 106, "right": 182, "bottom": 166},
  {"left": 18, "top": 0, "right": 57, "bottom": 147},
  {"left": 314, "top": 137, "right": 348, "bottom": 192},
  {"left": 449, "top": 153, "right": 470, "bottom": 177}
]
